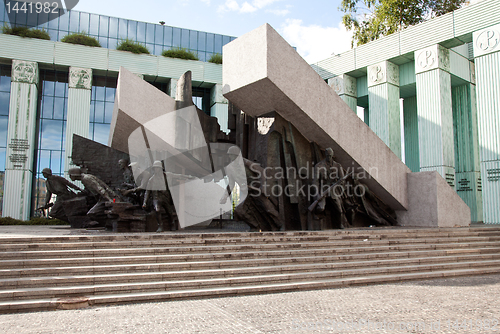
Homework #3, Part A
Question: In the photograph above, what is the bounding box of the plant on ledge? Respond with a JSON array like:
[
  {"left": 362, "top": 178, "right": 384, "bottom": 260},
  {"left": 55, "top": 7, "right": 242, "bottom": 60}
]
[
  {"left": 61, "top": 32, "right": 101, "bottom": 47},
  {"left": 162, "top": 47, "right": 199, "bottom": 61},
  {"left": 116, "top": 39, "right": 150, "bottom": 54},
  {"left": 1, "top": 25, "right": 50, "bottom": 40},
  {"left": 208, "top": 53, "right": 222, "bottom": 64}
]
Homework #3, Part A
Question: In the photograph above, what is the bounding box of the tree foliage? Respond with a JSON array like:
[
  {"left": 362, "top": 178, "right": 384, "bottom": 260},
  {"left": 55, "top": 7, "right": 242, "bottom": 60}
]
[{"left": 340, "top": 0, "right": 467, "bottom": 47}]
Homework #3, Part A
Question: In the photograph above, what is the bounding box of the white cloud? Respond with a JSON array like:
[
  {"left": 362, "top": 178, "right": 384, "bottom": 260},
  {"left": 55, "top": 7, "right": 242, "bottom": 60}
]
[
  {"left": 240, "top": 2, "right": 257, "bottom": 13},
  {"left": 218, "top": 0, "right": 282, "bottom": 14},
  {"left": 201, "top": 0, "right": 211, "bottom": 4},
  {"left": 280, "top": 19, "right": 353, "bottom": 64},
  {"left": 266, "top": 8, "right": 289, "bottom": 16}
]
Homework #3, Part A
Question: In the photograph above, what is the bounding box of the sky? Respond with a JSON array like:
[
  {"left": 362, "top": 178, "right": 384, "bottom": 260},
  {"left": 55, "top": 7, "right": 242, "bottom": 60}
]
[{"left": 72, "top": 0, "right": 353, "bottom": 64}]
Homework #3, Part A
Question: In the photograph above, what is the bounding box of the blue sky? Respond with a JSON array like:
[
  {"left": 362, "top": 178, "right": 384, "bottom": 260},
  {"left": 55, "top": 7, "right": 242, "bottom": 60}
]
[{"left": 73, "top": 0, "right": 353, "bottom": 63}]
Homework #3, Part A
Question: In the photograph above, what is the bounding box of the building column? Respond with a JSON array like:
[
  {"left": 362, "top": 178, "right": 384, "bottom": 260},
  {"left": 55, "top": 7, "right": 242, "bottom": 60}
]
[
  {"left": 403, "top": 96, "right": 420, "bottom": 172},
  {"left": 210, "top": 84, "right": 229, "bottom": 133},
  {"left": 452, "top": 71, "right": 483, "bottom": 223},
  {"left": 415, "top": 45, "right": 455, "bottom": 188},
  {"left": 367, "top": 61, "right": 401, "bottom": 158},
  {"left": 64, "top": 67, "right": 92, "bottom": 179},
  {"left": 473, "top": 24, "right": 500, "bottom": 224},
  {"left": 328, "top": 74, "right": 357, "bottom": 112},
  {"left": 2, "top": 60, "right": 39, "bottom": 220}
]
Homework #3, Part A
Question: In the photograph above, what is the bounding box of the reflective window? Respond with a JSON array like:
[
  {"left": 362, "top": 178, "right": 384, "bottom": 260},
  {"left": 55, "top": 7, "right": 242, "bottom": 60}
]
[
  {"left": 69, "top": 11, "right": 79, "bottom": 32},
  {"left": 118, "top": 18, "right": 128, "bottom": 39},
  {"left": 163, "top": 26, "right": 172, "bottom": 46},
  {"left": 146, "top": 23, "right": 155, "bottom": 44},
  {"left": 172, "top": 27, "right": 181, "bottom": 47},
  {"left": 155, "top": 25, "right": 163, "bottom": 44},
  {"left": 181, "top": 29, "right": 190, "bottom": 48},
  {"left": 108, "top": 17, "right": 118, "bottom": 38},
  {"left": 89, "top": 14, "right": 99, "bottom": 36},
  {"left": 38, "top": 11, "right": 49, "bottom": 29},
  {"left": 79, "top": 12, "right": 89, "bottom": 32},
  {"left": 137, "top": 22, "right": 146, "bottom": 43},
  {"left": 89, "top": 76, "right": 116, "bottom": 145},
  {"left": 190, "top": 31, "right": 198, "bottom": 50},
  {"left": 128, "top": 20, "right": 137, "bottom": 40},
  {"left": 26, "top": 9, "right": 38, "bottom": 27},
  {"left": 34, "top": 70, "right": 68, "bottom": 212},
  {"left": 59, "top": 12, "right": 69, "bottom": 31},
  {"left": 0, "top": 65, "right": 10, "bottom": 215},
  {"left": 0, "top": 6, "right": 236, "bottom": 63},
  {"left": 15, "top": 10, "right": 27, "bottom": 26},
  {"left": 214, "top": 35, "right": 223, "bottom": 54},
  {"left": 198, "top": 32, "right": 206, "bottom": 52},
  {"left": 206, "top": 33, "right": 214, "bottom": 52}
]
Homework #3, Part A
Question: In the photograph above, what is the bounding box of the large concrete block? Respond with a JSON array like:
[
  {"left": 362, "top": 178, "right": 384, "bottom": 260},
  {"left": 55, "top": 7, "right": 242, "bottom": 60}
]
[
  {"left": 108, "top": 67, "right": 176, "bottom": 153},
  {"left": 223, "top": 24, "right": 410, "bottom": 210},
  {"left": 397, "top": 171, "right": 470, "bottom": 227},
  {"left": 223, "top": 23, "right": 471, "bottom": 227}
]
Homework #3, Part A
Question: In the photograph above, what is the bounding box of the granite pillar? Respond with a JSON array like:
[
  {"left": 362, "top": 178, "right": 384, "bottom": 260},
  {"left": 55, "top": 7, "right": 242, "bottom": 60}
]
[
  {"left": 367, "top": 61, "right": 401, "bottom": 158},
  {"left": 473, "top": 23, "right": 500, "bottom": 224},
  {"left": 2, "top": 60, "right": 39, "bottom": 220},
  {"left": 415, "top": 44, "right": 455, "bottom": 189},
  {"left": 64, "top": 67, "right": 92, "bottom": 179}
]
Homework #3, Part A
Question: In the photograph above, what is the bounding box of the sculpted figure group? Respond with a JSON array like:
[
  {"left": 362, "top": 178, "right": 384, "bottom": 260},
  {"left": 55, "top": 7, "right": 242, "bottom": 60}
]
[
  {"left": 41, "top": 145, "right": 396, "bottom": 231},
  {"left": 41, "top": 159, "right": 180, "bottom": 232}
]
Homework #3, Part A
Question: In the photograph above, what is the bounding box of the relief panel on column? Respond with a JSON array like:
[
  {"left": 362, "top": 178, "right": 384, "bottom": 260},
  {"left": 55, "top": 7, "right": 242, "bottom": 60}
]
[
  {"left": 367, "top": 61, "right": 401, "bottom": 158},
  {"left": 329, "top": 74, "right": 357, "bottom": 112}
]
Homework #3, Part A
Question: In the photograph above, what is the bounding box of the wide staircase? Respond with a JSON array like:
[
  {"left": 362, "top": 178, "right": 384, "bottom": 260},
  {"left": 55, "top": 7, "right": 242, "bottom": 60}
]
[{"left": 0, "top": 227, "right": 500, "bottom": 313}]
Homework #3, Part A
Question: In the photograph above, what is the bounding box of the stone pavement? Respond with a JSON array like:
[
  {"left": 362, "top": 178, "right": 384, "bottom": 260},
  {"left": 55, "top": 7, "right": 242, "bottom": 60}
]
[{"left": 0, "top": 274, "right": 499, "bottom": 333}]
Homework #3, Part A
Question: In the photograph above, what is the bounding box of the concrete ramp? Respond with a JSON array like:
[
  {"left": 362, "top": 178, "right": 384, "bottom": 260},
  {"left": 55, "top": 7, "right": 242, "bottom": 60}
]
[
  {"left": 223, "top": 24, "right": 409, "bottom": 210},
  {"left": 223, "top": 24, "right": 470, "bottom": 226}
]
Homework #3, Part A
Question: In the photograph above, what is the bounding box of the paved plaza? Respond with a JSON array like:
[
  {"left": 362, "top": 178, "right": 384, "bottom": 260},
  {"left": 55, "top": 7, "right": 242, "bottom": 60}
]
[
  {"left": 0, "top": 226, "right": 499, "bottom": 333},
  {"left": 0, "top": 274, "right": 498, "bottom": 333}
]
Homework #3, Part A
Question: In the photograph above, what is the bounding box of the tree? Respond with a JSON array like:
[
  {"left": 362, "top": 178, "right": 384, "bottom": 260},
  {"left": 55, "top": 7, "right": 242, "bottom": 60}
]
[{"left": 340, "top": 0, "right": 467, "bottom": 47}]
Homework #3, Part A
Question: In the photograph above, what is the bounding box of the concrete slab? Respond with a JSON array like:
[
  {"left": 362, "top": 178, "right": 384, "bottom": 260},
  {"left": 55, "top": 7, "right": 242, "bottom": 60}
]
[
  {"left": 108, "top": 67, "right": 176, "bottom": 154},
  {"left": 222, "top": 24, "right": 471, "bottom": 227},
  {"left": 223, "top": 24, "right": 409, "bottom": 210},
  {"left": 398, "top": 171, "right": 471, "bottom": 227}
]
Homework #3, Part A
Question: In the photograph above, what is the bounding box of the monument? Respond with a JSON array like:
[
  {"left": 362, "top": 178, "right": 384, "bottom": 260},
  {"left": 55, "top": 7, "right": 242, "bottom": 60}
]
[{"left": 43, "top": 23, "right": 469, "bottom": 231}]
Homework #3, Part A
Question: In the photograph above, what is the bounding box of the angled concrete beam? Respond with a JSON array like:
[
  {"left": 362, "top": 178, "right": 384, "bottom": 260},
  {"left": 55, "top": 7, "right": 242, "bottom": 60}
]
[{"left": 223, "top": 24, "right": 410, "bottom": 210}]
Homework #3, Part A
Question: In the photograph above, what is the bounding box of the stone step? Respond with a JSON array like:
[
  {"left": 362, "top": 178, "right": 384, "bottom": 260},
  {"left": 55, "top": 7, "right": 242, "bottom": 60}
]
[
  {"left": 2, "top": 245, "right": 500, "bottom": 270},
  {"left": 1, "top": 239, "right": 500, "bottom": 261},
  {"left": 0, "top": 260, "right": 499, "bottom": 302},
  {"left": 1, "top": 252, "right": 500, "bottom": 289},
  {"left": 2, "top": 234, "right": 500, "bottom": 252},
  {"left": 1, "top": 266, "right": 498, "bottom": 314},
  {"left": 0, "top": 227, "right": 499, "bottom": 245}
]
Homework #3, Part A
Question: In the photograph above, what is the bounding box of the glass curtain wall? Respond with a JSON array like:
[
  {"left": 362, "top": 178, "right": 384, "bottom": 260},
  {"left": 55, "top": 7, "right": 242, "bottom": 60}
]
[
  {"left": 89, "top": 75, "right": 116, "bottom": 145},
  {"left": 32, "top": 70, "right": 68, "bottom": 212},
  {"left": 0, "top": 0, "right": 236, "bottom": 62},
  {"left": 0, "top": 65, "right": 11, "bottom": 215}
]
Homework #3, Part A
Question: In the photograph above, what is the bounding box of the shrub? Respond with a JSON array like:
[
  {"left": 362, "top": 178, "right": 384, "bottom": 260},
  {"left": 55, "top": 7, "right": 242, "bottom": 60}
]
[
  {"left": 208, "top": 53, "right": 222, "bottom": 64},
  {"left": 1, "top": 25, "right": 50, "bottom": 40},
  {"left": 0, "top": 217, "right": 68, "bottom": 225},
  {"left": 61, "top": 32, "right": 101, "bottom": 47},
  {"left": 116, "top": 39, "right": 150, "bottom": 54},
  {"left": 162, "top": 47, "right": 199, "bottom": 61}
]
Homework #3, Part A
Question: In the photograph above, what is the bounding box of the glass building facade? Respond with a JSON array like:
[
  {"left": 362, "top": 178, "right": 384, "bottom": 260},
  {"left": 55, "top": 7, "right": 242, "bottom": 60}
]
[
  {"left": 0, "top": 1, "right": 229, "bottom": 218},
  {"left": 0, "top": 0, "right": 236, "bottom": 62},
  {"left": 0, "top": 65, "right": 10, "bottom": 215}
]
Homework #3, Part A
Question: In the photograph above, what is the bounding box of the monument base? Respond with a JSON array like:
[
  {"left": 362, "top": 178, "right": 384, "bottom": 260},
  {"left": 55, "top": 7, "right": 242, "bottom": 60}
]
[{"left": 397, "top": 171, "right": 470, "bottom": 227}]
